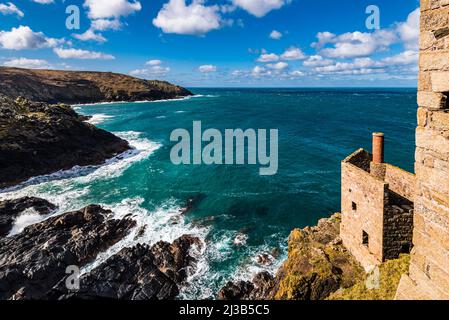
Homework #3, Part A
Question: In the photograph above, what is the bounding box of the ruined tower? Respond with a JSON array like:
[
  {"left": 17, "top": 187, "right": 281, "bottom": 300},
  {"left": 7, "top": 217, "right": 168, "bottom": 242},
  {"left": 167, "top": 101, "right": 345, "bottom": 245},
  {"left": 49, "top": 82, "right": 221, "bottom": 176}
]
[
  {"left": 340, "top": 134, "right": 415, "bottom": 270},
  {"left": 395, "top": 0, "right": 449, "bottom": 300}
]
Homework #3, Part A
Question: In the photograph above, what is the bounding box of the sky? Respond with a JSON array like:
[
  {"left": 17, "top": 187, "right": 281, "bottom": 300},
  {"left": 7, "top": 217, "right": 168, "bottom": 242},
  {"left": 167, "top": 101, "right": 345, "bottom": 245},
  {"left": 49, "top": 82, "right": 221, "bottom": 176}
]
[{"left": 0, "top": 0, "right": 420, "bottom": 87}]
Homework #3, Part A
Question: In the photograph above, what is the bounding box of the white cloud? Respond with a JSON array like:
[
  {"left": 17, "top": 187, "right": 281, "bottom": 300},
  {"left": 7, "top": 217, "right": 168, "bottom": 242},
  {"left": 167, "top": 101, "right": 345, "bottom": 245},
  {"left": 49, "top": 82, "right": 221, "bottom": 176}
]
[
  {"left": 281, "top": 47, "right": 306, "bottom": 60},
  {"left": 303, "top": 55, "right": 333, "bottom": 67},
  {"left": 315, "top": 58, "right": 382, "bottom": 74},
  {"left": 252, "top": 65, "right": 268, "bottom": 76},
  {"left": 73, "top": 29, "right": 107, "bottom": 43},
  {"left": 0, "top": 2, "right": 24, "bottom": 17},
  {"left": 84, "top": 0, "right": 141, "bottom": 19},
  {"left": 381, "top": 50, "right": 418, "bottom": 66},
  {"left": 269, "top": 30, "right": 282, "bottom": 40},
  {"left": 3, "top": 57, "right": 51, "bottom": 69},
  {"left": 0, "top": 25, "right": 64, "bottom": 50},
  {"left": 32, "top": 0, "right": 54, "bottom": 4},
  {"left": 232, "top": 0, "right": 290, "bottom": 18},
  {"left": 257, "top": 53, "right": 279, "bottom": 62},
  {"left": 397, "top": 8, "right": 420, "bottom": 50},
  {"left": 317, "top": 30, "right": 397, "bottom": 58},
  {"left": 153, "top": 0, "right": 221, "bottom": 35},
  {"left": 146, "top": 59, "right": 162, "bottom": 66},
  {"left": 130, "top": 65, "right": 170, "bottom": 77},
  {"left": 53, "top": 47, "right": 115, "bottom": 60},
  {"left": 199, "top": 64, "right": 217, "bottom": 72},
  {"left": 91, "top": 18, "right": 122, "bottom": 31},
  {"left": 266, "top": 61, "right": 288, "bottom": 70},
  {"left": 290, "top": 70, "right": 304, "bottom": 77}
]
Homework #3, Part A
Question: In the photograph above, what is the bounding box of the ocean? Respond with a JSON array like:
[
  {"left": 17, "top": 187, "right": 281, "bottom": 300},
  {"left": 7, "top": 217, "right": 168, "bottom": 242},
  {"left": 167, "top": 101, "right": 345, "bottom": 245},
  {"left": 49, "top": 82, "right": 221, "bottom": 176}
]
[{"left": 0, "top": 88, "right": 417, "bottom": 299}]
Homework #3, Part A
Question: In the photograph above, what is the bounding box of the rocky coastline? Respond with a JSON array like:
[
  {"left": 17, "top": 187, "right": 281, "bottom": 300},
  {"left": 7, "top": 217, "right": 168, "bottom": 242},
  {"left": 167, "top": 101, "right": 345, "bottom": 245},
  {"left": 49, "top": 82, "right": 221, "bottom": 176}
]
[
  {"left": 0, "top": 67, "right": 193, "bottom": 104},
  {"left": 0, "top": 69, "right": 202, "bottom": 300}
]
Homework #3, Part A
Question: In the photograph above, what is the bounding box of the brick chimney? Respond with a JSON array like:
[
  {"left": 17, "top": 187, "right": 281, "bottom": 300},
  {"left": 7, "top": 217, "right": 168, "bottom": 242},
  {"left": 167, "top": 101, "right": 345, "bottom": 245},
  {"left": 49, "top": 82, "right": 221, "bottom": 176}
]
[
  {"left": 372, "top": 132, "right": 384, "bottom": 164},
  {"left": 370, "top": 132, "right": 386, "bottom": 179}
]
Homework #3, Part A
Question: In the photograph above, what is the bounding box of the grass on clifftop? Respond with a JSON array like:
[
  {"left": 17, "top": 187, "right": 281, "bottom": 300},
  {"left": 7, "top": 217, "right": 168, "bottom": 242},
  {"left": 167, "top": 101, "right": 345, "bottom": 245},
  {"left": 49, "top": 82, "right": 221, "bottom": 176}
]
[{"left": 328, "top": 254, "right": 410, "bottom": 300}]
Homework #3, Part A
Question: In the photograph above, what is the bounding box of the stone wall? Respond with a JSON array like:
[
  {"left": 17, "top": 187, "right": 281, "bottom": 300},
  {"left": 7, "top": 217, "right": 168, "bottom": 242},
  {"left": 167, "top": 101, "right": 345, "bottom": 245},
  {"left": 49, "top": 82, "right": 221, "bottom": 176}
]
[
  {"left": 341, "top": 150, "right": 387, "bottom": 269},
  {"left": 383, "top": 191, "right": 414, "bottom": 260},
  {"left": 384, "top": 164, "right": 416, "bottom": 201},
  {"left": 395, "top": 0, "right": 449, "bottom": 300}
]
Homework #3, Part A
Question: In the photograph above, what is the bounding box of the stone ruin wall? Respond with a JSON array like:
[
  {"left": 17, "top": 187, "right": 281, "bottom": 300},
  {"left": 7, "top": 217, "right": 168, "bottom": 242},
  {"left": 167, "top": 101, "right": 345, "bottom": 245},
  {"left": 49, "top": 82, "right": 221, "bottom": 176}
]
[
  {"left": 341, "top": 149, "right": 387, "bottom": 269},
  {"left": 395, "top": 0, "right": 449, "bottom": 300}
]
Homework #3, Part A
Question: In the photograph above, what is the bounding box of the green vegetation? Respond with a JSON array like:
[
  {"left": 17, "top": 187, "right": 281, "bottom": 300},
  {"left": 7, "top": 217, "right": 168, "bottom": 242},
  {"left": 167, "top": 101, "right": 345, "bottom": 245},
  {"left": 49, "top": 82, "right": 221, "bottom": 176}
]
[{"left": 328, "top": 254, "right": 410, "bottom": 300}]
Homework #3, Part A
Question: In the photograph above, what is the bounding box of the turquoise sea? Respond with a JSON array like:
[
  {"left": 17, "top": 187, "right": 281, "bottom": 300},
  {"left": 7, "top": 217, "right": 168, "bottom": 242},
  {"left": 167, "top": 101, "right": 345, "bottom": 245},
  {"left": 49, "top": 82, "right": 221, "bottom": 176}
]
[{"left": 0, "top": 88, "right": 417, "bottom": 299}]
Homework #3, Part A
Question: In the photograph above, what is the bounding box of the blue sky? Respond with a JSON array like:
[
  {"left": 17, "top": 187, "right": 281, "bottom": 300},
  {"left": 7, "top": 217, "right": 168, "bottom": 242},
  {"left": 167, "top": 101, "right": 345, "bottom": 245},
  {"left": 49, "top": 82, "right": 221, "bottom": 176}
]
[{"left": 0, "top": 0, "right": 420, "bottom": 87}]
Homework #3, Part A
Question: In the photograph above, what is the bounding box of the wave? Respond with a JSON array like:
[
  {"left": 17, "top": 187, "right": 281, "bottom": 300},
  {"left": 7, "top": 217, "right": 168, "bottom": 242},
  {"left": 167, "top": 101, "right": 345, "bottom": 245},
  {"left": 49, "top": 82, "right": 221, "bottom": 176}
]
[
  {"left": 81, "top": 197, "right": 209, "bottom": 275},
  {"left": 86, "top": 113, "right": 115, "bottom": 125},
  {"left": 0, "top": 132, "right": 162, "bottom": 233},
  {"left": 72, "top": 94, "right": 209, "bottom": 107}
]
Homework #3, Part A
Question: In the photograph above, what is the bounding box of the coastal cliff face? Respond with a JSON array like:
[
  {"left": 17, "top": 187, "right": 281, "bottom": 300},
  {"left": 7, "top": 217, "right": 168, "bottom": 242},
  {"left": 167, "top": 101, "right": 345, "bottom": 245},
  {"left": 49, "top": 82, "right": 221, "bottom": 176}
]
[
  {"left": 0, "top": 94, "right": 130, "bottom": 188},
  {"left": 0, "top": 200, "right": 201, "bottom": 300},
  {"left": 0, "top": 67, "right": 193, "bottom": 104},
  {"left": 219, "top": 214, "right": 365, "bottom": 300}
]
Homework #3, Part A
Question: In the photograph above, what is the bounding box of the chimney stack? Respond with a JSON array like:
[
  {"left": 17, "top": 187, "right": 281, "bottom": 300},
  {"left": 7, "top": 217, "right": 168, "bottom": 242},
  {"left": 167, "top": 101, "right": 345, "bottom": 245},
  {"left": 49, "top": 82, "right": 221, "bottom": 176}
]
[{"left": 372, "top": 132, "right": 384, "bottom": 164}]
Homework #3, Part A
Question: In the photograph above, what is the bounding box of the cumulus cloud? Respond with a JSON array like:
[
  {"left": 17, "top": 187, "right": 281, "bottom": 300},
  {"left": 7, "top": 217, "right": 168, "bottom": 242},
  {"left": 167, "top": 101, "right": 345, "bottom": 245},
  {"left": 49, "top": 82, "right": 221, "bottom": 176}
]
[
  {"left": 73, "top": 29, "right": 107, "bottom": 43},
  {"left": 3, "top": 57, "right": 51, "bottom": 69},
  {"left": 266, "top": 61, "right": 288, "bottom": 70},
  {"left": 232, "top": 0, "right": 290, "bottom": 18},
  {"left": 269, "top": 30, "right": 282, "bottom": 40},
  {"left": 381, "top": 50, "right": 418, "bottom": 66},
  {"left": 397, "top": 8, "right": 420, "bottom": 50},
  {"left": 84, "top": 0, "right": 141, "bottom": 19},
  {"left": 130, "top": 65, "right": 170, "bottom": 77},
  {"left": 0, "top": 25, "right": 64, "bottom": 50},
  {"left": 153, "top": 0, "right": 221, "bottom": 35},
  {"left": 316, "top": 30, "right": 397, "bottom": 58},
  {"left": 146, "top": 59, "right": 162, "bottom": 66},
  {"left": 130, "top": 59, "right": 170, "bottom": 78},
  {"left": 303, "top": 55, "right": 333, "bottom": 67},
  {"left": 281, "top": 46, "right": 306, "bottom": 60},
  {"left": 91, "top": 18, "right": 122, "bottom": 31},
  {"left": 198, "top": 64, "right": 217, "bottom": 72},
  {"left": 31, "top": 0, "right": 54, "bottom": 4},
  {"left": 53, "top": 47, "right": 115, "bottom": 60},
  {"left": 257, "top": 52, "right": 279, "bottom": 62},
  {"left": 0, "top": 2, "right": 24, "bottom": 17}
]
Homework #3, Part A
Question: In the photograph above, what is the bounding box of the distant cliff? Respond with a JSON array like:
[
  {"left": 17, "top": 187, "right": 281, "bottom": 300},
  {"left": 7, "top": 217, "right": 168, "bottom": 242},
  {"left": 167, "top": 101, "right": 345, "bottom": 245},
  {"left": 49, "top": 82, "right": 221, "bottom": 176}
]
[
  {"left": 0, "top": 95, "right": 130, "bottom": 188},
  {"left": 0, "top": 67, "right": 193, "bottom": 104}
]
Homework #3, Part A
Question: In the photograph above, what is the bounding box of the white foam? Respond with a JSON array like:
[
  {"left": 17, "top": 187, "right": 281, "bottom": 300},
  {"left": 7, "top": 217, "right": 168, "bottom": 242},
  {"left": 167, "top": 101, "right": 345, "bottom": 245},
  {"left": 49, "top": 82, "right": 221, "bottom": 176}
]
[
  {"left": 81, "top": 197, "right": 209, "bottom": 275},
  {"left": 0, "top": 132, "right": 162, "bottom": 231},
  {"left": 8, "top": 208, "right": 52, "bottom": 236},
  {"left": 86, "top": 114, "right": 114, "bottom": 125},
  {"left": 72, "top": 95, "right": 207, "bottom": 107}
]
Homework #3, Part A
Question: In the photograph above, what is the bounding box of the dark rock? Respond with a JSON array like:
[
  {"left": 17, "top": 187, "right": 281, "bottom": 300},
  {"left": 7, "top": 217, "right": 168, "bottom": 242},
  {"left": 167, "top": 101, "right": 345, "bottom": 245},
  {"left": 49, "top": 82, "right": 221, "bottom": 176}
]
[
  {"left": 0, "top": 95, "right": 130, "bottom": 188},
  {"left": 0, "top": 204, "right": 136, "bottom": 300},
  {"left": 218, "top": 281, "right": 254, "bottom": 300},
  {"left": 51, "top": 235, "right": 202, "bottom": 300},
  {"left": 0, "top": 67, "right": 193, "bottom": 104},
  {"left": 0, "top": 197, "right": 56, "bottom": 237}
]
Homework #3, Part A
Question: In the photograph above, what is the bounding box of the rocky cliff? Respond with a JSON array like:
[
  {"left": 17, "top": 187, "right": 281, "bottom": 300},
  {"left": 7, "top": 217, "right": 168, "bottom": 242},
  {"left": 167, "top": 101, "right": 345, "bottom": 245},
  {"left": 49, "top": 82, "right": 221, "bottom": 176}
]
[
  {"left": 219, "top": 214, "right": 365, "bottom": 300},
  {"left": 0, "top": 199, "right": 201, "bottom": 300},
  {"left": 0, "top": 94, "right": 130, "bottom": 188},
  {"left": 0, "top": 67, "right": 193, "bottom": 104}
]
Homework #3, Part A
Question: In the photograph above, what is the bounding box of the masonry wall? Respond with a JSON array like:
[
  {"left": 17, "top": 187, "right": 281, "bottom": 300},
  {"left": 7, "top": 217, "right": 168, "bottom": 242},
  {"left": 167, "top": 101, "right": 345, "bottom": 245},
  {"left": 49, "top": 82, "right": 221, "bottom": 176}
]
[
  {"left": 396, "top": 0, "right": 449, "bottom": 300},
  {"left": 341, "top": 150, "right": 387, "bottom": 269}
]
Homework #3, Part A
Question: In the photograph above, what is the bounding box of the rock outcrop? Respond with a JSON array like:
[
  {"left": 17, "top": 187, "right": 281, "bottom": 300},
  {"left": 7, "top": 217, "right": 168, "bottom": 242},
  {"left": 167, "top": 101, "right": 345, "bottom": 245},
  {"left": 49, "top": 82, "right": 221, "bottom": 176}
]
[
  {"left": 51, "top": 235, "right": 202, "bottom": 300},
  {"left": 0, "top": 95, "right": 130, "bottom": 188},
  {"left": 0, "top": 197, "right": 56, "bottom": 237},
  {"left": 219, "top": 214, "right": 364, "bottom": 300},
  {"left": 0, "top": 67, "right": 193, "bottom": 104},
  {"left": 0, "top": 204, "right": 136, "bottom": 300},
  {"left": 0, "top": 200, "right": 202, "bottom": 300}
]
